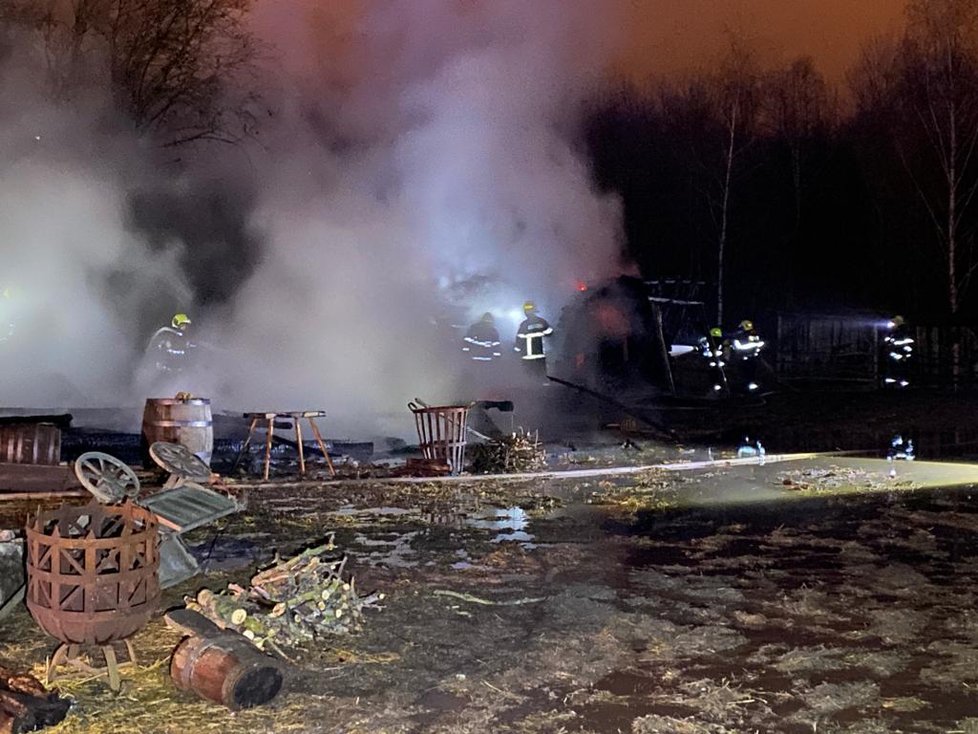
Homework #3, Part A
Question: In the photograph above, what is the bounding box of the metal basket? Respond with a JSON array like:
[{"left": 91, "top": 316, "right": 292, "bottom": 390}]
[
  {"left": 408, "top": 402, "right": 470, "bottom": 475},
  {"left": 26, "top": 501, "right": 160, "bottom": 646}
]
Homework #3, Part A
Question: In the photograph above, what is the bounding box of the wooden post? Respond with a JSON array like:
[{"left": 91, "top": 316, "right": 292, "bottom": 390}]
[
  {"left": 293, "top": 417, "right": 306, "bottom": 476},
  {"left": 263, "top": 417, "right": 274, "bottom": 481},
  {"left": 307, "top": 418, "right": 336, "bottom": 477}
]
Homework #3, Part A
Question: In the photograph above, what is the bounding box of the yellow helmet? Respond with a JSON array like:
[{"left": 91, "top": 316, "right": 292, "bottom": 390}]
[
  {"left": 891, "top": 315, "right": 904, "bottom": 327},
  {"left": 523, "top": 300, "right": 536, "bottom": 314},
  {"left": 709, "top": 327, "right": 723, "bottom": 338},
  {"left": 172, "top": 313, "right": 191, "bottom": 329},
  {"left": 739, "top": 319, "right": 754, "bottom": 331}
]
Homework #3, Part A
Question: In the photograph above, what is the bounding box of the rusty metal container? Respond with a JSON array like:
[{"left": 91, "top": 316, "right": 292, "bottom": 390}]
[
  {"left": 408, "top": 403, "right": 469, "bottom": 475},
  {"left": 25, "top": 502, "right": 160, "bottom": 646},
  {"left": 170, "top": 634, "right": 284, "bottom": 709},
  {"left": 141, "top": 397, "right": 213, "bottom": 467},
  {"left": 0, "top": 423, "right": 61, "bottom": 465}
]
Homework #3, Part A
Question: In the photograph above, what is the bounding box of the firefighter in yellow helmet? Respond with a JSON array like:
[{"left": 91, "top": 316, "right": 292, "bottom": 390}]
[
  {"left": 514, "top": 300, "right": 553, "bottom": 382},
  {"left": 698, "top": 326, "right": 728, "bottom": 395},
  {"left": 728, "top": 319, "right": 765, "bottom": 393},
  {"left": 146, "top": 312, "right": 195, "bottom": 373}
]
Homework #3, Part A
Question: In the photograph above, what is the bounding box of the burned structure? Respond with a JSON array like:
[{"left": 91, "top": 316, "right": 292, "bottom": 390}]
[{"left": 551, "top": 276, "right": 673, "bottom": 394}]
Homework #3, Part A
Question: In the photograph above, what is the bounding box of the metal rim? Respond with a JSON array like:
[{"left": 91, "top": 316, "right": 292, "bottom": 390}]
[
  {"left": 149, "top": 442, "right": 211, "bottom": 480},
  {"left": 73, "top": 452, "right": 141, "bottom": 503}
]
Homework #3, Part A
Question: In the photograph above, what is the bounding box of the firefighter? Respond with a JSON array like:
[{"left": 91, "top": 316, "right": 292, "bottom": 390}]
[
  {"left": 882, "top": 315, "right": 914, "bottom": 388},
  {"left": 462, "top": 312, "right": 502, "bottom": 362},
  {"left": 699, "top": 326, "right": 728, "bottom": 395},
  {"left": 514, "top": 300, "right": 553, "bottom": 380},
  {"left": 146, "top": 312, "right": 195, "bottom": 373},
  {"left": 728, "top": 319, "right": 764, "bottom": 393}
]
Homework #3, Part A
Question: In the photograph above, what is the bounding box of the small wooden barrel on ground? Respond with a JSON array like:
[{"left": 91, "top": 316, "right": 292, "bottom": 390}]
[
  {"left": 170, "top": 634, "right": 284, "bottom": 710},
  {"left": 141, "top": 398, "right": 213, "bottom": 468},
  {"left": 0, "top": 424, "right": 60, "bottom": 465}
]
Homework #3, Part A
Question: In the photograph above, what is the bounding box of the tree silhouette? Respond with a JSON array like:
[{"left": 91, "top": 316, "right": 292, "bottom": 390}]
[{"left": 4, "top": 0, "right": 261, "bottom": 147}]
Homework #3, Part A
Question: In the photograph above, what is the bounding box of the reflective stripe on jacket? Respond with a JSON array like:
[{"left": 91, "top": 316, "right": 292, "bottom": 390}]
[{"left": 515, "top": 317, "right": 553, "bottom": 360}]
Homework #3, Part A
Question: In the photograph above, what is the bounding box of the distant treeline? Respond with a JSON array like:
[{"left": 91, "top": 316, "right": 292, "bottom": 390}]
[{"left": 586, "top": 0, "right": 978, "bottom": 329}]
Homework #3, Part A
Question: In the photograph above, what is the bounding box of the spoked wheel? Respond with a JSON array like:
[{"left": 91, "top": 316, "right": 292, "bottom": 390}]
[
  {"left": 149, "top": 441, "right": 211, "bottom": 480},
  {"left": 74, "top": 452, "right": 141, "bottom": 503}
]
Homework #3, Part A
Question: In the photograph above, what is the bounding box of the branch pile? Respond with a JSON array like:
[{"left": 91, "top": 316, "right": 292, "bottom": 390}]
[
  {"left": 184, "top": 535, "right": 383, "bottom": 657},
  {"left": 469, "top": 430, "right": 547, "bottom": 474}
]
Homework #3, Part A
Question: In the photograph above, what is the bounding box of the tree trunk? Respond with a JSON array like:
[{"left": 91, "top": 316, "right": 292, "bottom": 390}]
[
  {"left": 949, "top": 99, "right": 961, "bottom": 387},
  {"left": 717, "top": 102, "right": 738, "bottom": 326}
]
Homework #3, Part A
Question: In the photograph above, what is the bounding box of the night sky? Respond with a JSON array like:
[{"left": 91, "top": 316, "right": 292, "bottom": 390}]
[{"left": 617, "top": 0, "right": 906, "bottom": 84}]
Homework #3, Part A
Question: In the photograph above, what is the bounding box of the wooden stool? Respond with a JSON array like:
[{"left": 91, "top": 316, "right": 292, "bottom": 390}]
[{"left": 237, "top": 411, "right": 336, "bottom": 480}]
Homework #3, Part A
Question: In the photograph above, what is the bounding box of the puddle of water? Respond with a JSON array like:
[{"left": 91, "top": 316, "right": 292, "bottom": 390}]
[
  {"left": 330, "top": 506, "right": 416, "bottom": 517},
  {"left": 351, "top": 530, "right": 419, "bottom": 568},
  {"left": 465, "top": 506, "right": 537, "bottom": 547}
]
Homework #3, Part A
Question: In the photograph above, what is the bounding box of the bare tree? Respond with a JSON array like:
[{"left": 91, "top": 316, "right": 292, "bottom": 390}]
[
  {"left": 852, "top": 0, "right": 978, "bottom": 381},
  {"left": 763, "top": 57, "right": 832, "bottom": 229},
  {"left": 708, "top": 38, "right": 761, "bottom": 325},
  {"left": 3, "top": 0, "right": 261, "bottom": 147},
  {"left": 653, "top": 38, "right": 762, "bottom": 325},
  {"left": 854, "top": 0, "right": 978, "bottom": 319}
]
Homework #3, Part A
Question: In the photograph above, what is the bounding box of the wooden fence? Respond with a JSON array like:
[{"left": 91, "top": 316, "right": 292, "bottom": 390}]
[{"left": 775, "top": 313, "right": 978, "bottom": 387}]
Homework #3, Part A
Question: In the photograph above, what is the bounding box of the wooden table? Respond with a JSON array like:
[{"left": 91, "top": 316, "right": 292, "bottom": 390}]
[{"left": 238, "top": 411, "right": 336, "bottom": 480}]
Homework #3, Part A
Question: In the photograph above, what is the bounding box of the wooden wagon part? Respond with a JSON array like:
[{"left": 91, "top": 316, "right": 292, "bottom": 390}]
[
  {"left": 72, "top": 452, "right": 140, "bottom": 503},
  {"left": 73, "top": 449, "right": 243, "bottom": 589},
  {"left": 149, "top": 441, "right": 213, "bottom": 486}
]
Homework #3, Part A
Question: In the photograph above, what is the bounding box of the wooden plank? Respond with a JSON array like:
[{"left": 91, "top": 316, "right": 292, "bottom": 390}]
[
  {"left": 0, "top": 491, "right": 87, "bottom": 501},
  {"left": 0, "top": 463, "right": 79, "bottom": 493}
]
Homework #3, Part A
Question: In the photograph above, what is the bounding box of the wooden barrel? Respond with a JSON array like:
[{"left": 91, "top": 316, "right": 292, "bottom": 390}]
[
  {"left": 170, "top": 634, "right": 284, "bottom": 710},
  {"left": 0, "top": 424, "right": 61, "bottom": 465},
  {"left": 141, "top": 398, "right": 213, "bottom": 467}
]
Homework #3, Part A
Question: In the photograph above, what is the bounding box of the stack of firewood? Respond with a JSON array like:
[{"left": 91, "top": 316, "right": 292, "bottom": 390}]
[
  {"left": 0, "top": 667, "right": 70, "bottom": 734},
  {"left": 185, "top": 536, "right": 383, "bottom": 657},
  {"left": 468, "top": 429, "right": 547, "bottom": 474}
]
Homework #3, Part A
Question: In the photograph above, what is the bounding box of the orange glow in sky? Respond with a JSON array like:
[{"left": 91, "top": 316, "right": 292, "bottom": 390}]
[{"left": 615, "top": 0, "right": 907, "bottom": 84}]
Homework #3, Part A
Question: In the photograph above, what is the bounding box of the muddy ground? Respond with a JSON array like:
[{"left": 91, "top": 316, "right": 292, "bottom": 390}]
[{"left": 2, "top": 388, "right": 978, "bottom": 733}]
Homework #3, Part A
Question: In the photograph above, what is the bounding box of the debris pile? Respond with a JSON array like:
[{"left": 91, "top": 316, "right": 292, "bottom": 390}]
[
  {"left": 778, "top": 466, "right": 908, "bottom": 492},
  {"left": 469, "top": 430, "right": 547, "bottom": 474},
  {"left": 0, "top": 666, "right": 71, "bottom": 734},
  {"left": 185, "top": 536, "right": 383, "bottom": 657}
]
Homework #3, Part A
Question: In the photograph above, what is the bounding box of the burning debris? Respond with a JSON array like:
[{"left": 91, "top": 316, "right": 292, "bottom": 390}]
[
  {"left": 183, "top": 535, "right": 383, "bottom": 657},
  {"left": 468, "top": 430, "right": 547, "bottom": 474}
]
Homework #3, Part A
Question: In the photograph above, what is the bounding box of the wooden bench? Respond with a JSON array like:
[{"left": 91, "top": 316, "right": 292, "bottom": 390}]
[{"left": 236, "top": 411, "right": 336, "bottom": 480}]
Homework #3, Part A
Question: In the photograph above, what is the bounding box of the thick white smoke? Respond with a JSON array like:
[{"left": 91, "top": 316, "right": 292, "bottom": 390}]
[
  {"left": 0, "top": 0, "right": 628, "bottom": 438},
  {"left": 0, "top": 37, "right": 191, "bottom": 409},
  {"left": 204, "top": 0, "right": 627, "bottom": 435}
]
